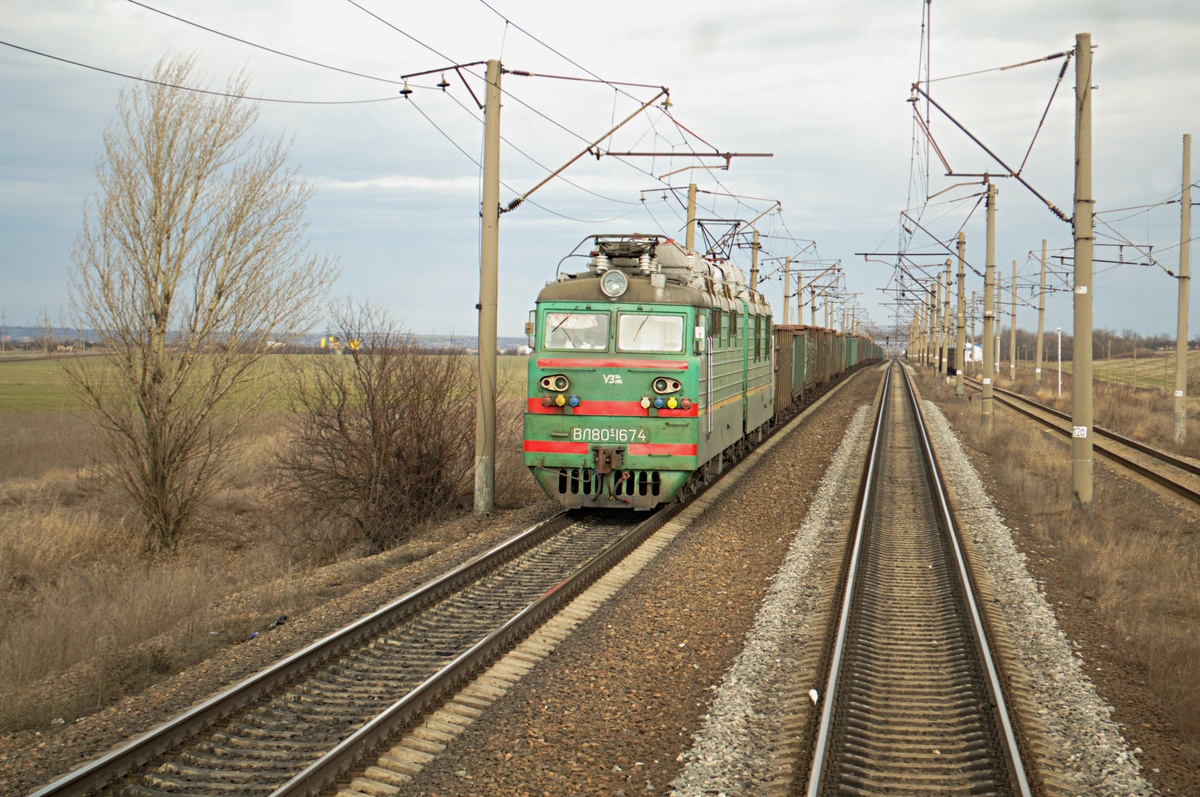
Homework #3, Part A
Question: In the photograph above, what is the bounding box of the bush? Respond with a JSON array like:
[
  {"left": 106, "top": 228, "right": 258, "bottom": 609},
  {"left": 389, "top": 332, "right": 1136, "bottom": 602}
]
[{"left": 276, "top": 303, "right": 477, "bottom": 553}]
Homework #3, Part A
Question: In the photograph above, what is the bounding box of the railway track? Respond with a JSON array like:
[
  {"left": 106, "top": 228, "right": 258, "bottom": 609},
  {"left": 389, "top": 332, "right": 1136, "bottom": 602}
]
[
  {"left": 29, "top": 509, "right": 673, "bottom": 797},
  {"left": 966, "top": 377, "right": 1200, "bottom": 504},
  {"left": 29, "top": 366, "right": 872, "bottom": 797},
  {"left": 803, "top": 363, "right": 1030, "bottom": 796}
]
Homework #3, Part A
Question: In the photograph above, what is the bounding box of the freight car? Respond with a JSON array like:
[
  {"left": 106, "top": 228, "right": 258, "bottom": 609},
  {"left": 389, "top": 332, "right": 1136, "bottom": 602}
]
[{"left": 523, "top": 234, "right": 881, "bottom": 509}]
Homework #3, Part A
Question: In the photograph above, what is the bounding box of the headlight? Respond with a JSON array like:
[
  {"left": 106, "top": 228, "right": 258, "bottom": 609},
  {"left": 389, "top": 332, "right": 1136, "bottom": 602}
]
[
  {"left": 540, "top": 374, "right": 570, "bottom": 392},
  {"left": 600, "top": 269, "right": 629, "bottom": 298},
  {"left": 652, "top": 377, "right": 682, "bottom": 394}
]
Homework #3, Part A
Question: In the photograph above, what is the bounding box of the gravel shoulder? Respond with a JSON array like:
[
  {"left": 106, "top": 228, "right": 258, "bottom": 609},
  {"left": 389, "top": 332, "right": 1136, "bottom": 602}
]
[
  {"left": 0, "top": 501, "right": 561, "bottom": 796},
  {"left": 15, "top": 360, "right": 1175, "bottom": 797},
  {"left": 400, "top": 368, "right": 884, "bottom": 796}
]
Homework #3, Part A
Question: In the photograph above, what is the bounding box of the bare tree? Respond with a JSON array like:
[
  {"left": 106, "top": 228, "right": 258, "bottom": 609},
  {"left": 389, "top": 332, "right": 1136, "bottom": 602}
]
[
  {"left": 64, "top": 56, "right": 335, "bottom": 551},
  {"left": 276, "top": 301, "right": 476, "bottom": 554}
]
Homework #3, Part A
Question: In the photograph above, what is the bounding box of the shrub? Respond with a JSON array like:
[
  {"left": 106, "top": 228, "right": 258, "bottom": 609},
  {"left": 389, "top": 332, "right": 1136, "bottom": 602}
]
[{"left": 276, "top": 303, "right": 477, "bottom": 553}]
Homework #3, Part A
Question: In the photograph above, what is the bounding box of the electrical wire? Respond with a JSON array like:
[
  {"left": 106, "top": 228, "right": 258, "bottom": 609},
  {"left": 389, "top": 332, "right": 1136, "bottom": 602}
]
[
  {"left": 0, "top": 39, "right": 398, "bottom": 105},
  {"left": 126, "top": 0, "right": 404, "bottom": 85},
  {"left": 473, "top": 0, "right": 643, "bottom": 104},
  {"left": 442, "top": 90, "right": 642, "bottom": 206},
  {"left": 342, "top": 0, "right": 457, "bottom": 66},
  {"left": 927, "top": 50, "right": 1072, "bottom": 83}
]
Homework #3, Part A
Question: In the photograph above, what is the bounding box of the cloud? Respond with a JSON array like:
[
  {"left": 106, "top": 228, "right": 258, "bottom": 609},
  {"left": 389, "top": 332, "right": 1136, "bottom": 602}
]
[{"left": 314, "top": 174, "right": 479, "bottom": 195}]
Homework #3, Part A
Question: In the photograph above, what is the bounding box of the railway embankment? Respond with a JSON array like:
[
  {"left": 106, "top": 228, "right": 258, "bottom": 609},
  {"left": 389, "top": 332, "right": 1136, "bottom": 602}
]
[
  {"left": 917, "top": 366, "right": 1200, "bottom": 797},
  {"left": 13, "top": 360, "right": 1195, "bottom": 796}
]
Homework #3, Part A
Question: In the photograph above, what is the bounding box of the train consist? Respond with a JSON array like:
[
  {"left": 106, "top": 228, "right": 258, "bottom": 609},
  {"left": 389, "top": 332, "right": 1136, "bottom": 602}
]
[{"left": 523, "top": 234, "right": 882, "bottom": 509}]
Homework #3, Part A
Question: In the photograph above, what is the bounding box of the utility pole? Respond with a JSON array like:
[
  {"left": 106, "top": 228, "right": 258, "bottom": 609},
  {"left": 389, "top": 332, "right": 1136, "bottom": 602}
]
[
  {"left": 970, "top": 290, "right": 977, "bottom": 373},
  {"left": 783, "top": 257, "right": 791, "bottom": 325},
  {"left": 956, "top": 233, "right": 967, "bottom": 396},
  {"left": 933, "top": 273, "right": 943, "bottom": 372},
  {"left": 940, "top": 261, "right": 950, "bottom": 376},
  {"left": 474, "top": 59, "right": 502, "bottom": 515},
  {"left": 798, "top": 270, "right": 805, "bottom": 326},
  {"left": 686, "top": 182, "right": 698, "bottom": 252},
  {"left": 982, "top": 180, "right": 997, "bottom": 429},
  {"left": 1036, "top": 239, "right": 1047, "bottom": 390},
  {"left": 749, "top": 230, "right": 760, "bottom": 292},
  {"left": 1072, "top": 32, "right": 1095, "bottom": 510},
  {"left": 1010, "top": 259, "right": 1018, "bottom": 381},
  {"left": 1175, "top": 133, "right": 1192, "bottom": 443},
  {"left": 995, "top": 271, "right": 1003, "bottom": 377}
]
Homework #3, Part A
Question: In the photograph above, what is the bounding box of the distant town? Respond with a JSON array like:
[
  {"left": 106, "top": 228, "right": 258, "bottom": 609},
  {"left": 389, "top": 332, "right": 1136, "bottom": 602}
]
[{"left": 0, "top": 327, "right": 533, "bottom": 357}]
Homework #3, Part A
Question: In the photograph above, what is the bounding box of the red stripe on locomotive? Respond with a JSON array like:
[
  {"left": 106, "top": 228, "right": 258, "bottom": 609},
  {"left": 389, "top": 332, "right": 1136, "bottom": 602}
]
[
  {"left": 522, "top": 440, "right": 696, "bottom": 457},
  {"left": 526, "top": 398, "right": 697, "bottom": 417},
  {"left": 536, "top": 358, "right": 689, "bottom": 370},
  {"left": 522, "top": 440, "right": 589, "bottom": 454}
]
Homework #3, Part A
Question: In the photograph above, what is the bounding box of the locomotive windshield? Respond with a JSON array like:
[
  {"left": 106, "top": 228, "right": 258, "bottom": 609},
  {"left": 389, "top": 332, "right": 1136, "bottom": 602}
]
[
  {"left": 617, "top": 313, "right": 685, "bottom": 352},
  {"left": 543, "top": 311, "right": 610, "bottom": 350}
]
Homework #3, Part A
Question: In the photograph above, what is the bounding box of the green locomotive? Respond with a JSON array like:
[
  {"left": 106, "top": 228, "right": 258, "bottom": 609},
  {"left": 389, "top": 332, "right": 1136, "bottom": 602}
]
[
  {"left": 523, "top": 234, "right": 881, "bottom": 509},
  {"left": 523, "top": 234, "right": 770, "bottom": 509}
]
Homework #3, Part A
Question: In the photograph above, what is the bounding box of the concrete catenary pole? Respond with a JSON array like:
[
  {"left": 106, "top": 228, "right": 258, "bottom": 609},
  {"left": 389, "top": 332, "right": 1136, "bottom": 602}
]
[
  {"left": 1036, "top": 239, "right": 1047, "bottom": 389},
  {"left": 982, "top": 180, "right": 997, "bottom": 428},
  {"left": 685, "top": 182, "right": 698, "bottom": 252},
  {"left": 1072, "top": 32, "right": 1095, "bottom": 510},
  {"left": 783, "top": 257, "right": 791, "bottom": 326},
  {"left": 942, "top": 259, "right": 952, "bottom": 375},
  {"left": 474, "top": 59, "right": 502, "bottom": 514},
  {"left": 956, "top": 233, "right": 967, "bottom": 396},
  {"left": 931, "top": 276, "right": 939, "bottom": 369},
  {"left": 1175, "top": 133, "right": 1192, "bottom": 443},
  {"left": 799, "top": 271, "right": 806, "bottom": 326},
  {"left": 749, "top": 230, "right": 761, "bottom": 292},
  {"left": 970, "top": 290, "right": 977, "bottom": 373},
  {"left": 995, "top": 271, "right": 1003, "bottom": 376},
  {"left": 1010, "top": 259, "right": 1018, "bottom": 381}
]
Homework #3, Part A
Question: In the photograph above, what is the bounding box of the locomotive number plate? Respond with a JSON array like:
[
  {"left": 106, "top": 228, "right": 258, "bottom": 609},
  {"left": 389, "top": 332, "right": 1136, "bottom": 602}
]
[{"left": 571, "top": 427, "right": 648, "bottom": 443}]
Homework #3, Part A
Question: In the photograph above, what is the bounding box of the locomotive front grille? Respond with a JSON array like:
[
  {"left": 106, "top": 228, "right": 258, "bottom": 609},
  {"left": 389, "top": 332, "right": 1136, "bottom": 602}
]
[
  {"left": 557, "top": 468, "right": 600, "bottom": 496},
  {"left": 616, "top": 470, "right": 662, "bottom": 498},
  {"left": 552, "top": 468, "right": 662, "bottom": 498}
]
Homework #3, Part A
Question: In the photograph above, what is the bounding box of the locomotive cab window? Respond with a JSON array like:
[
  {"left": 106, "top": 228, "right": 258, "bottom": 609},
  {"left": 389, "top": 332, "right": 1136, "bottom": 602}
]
[
  {"left": 543, "top": 311, "right": 610, "bottom": 350},
  {"left": 616, "top": 313, "right": 685, "bottom": 352}
]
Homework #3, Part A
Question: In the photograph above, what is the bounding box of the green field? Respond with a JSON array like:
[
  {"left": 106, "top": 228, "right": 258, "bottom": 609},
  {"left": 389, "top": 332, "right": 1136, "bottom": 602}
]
[
  {"left": 0, "top": 354, "right": 532, "bottom": 413},
  {"left": 0, "top": 359, "right": 82, "bottom": 412}
]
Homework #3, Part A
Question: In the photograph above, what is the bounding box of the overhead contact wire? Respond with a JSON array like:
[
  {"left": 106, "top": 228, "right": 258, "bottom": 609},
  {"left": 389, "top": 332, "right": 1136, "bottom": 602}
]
[
  {"left": 126, "top": 0, "right": 404, "bottom": 85},
  {"left": 0, "top": 39, "right": 397, "bottom": 104}
]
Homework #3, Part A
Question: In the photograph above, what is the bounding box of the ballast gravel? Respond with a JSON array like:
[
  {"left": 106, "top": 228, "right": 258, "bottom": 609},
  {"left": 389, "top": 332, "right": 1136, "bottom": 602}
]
[
  {"left": 668, "top": 405, "right": 873, "bottom": 796},
  {"left": 8, "top": 364, "right": 1168, "bottom": 797},
  {"left": 922, "top": 398, "right": 1155, "bottom": 797},
  {"left": 403, "top": 370, "right": 884, "bottom": 796}
]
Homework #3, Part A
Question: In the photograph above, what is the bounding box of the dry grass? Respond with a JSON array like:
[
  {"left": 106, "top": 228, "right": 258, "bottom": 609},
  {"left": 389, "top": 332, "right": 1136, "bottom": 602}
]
[
  {"left": 919, "top": 367, "right": 1200, "bottom": 733},
  {"left": 981, "top": 362, "right": 1200, "bottom": 460},
  {"left": 0, "top": 387, "right": 541, "bottom": 732},
  {"left": 0, "top": 416, "right": 292, "bottom": 728}
]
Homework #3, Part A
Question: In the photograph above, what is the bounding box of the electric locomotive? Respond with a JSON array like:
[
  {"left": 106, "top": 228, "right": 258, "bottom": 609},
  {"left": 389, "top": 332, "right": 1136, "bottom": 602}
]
[{"left": 523, "top": 234, "right": 773, "bottom": 509}]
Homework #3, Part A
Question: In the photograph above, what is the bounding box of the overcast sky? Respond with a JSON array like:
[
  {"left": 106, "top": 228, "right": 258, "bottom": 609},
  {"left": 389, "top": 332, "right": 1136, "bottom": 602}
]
[{"left": 3, "top": 1, "right": 1200, "bottom": 340}]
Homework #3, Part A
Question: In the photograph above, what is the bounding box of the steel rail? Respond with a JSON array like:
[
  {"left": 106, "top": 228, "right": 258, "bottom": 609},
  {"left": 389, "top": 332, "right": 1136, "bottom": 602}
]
[
  {"left": 903, "top": 366, "right": 1032, "bottom": 797},
  {"left": 32, "top": 362, "right": 880, "bottom": 797},
  {"left": 27, "top": 511, "right": 578, "bottom": 797},
  {"left": 805, "top": 362, "right": 1031, "bottom": 796},
  {"left": 270, "top": 500, "right": 684, "bottom": 796},
  {"left": 964, "top": 377, "right": 1200, "bottom": 504},
  {"left": 276, "top": 364, "right": 880, "bottom": 796},
  {"left": 804, "top": 362, "right": 892, "bottom": 797}
]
